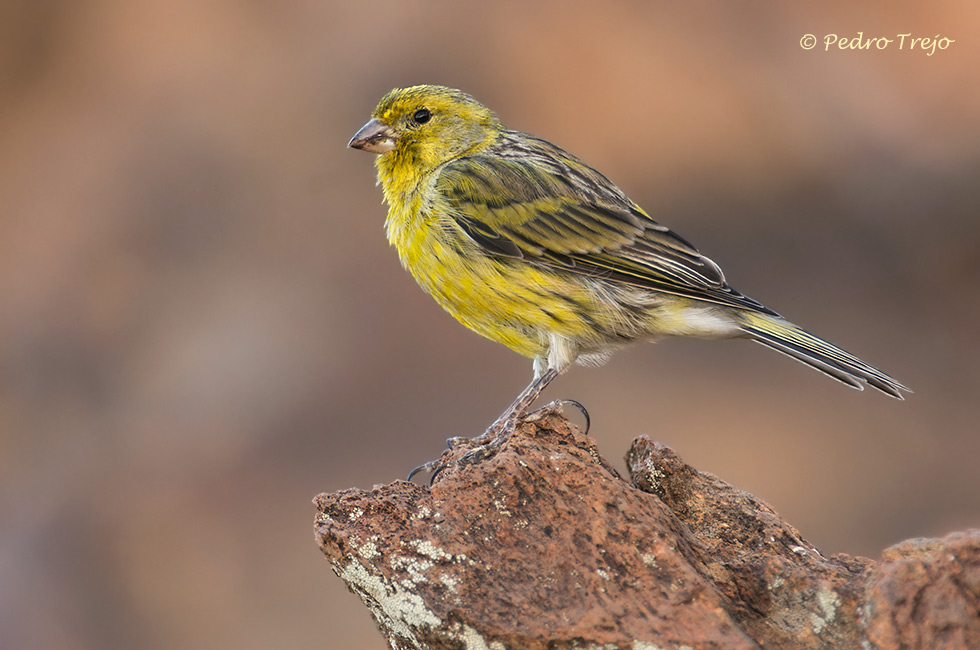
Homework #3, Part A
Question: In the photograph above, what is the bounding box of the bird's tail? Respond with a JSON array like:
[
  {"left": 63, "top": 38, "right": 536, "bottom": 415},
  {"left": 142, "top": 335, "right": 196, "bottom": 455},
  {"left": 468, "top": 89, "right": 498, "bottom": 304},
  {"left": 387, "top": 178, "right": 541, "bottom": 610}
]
[{"left": 739, "top": 312, "right": 910, "bottom": 399}]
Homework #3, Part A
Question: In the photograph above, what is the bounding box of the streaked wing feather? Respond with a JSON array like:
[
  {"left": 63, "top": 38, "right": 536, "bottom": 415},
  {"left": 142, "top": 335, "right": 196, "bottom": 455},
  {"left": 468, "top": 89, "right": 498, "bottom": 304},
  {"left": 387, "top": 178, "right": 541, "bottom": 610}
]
[{"left": 436, "top": 132, "right": 777, "bottom": 315}]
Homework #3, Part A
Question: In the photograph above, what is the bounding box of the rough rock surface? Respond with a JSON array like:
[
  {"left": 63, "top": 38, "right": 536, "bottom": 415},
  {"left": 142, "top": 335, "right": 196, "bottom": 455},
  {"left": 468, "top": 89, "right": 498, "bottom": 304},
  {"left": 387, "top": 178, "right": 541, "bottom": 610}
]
[{"left": 314, "top": 413, "right": 980, "bottom": 650}]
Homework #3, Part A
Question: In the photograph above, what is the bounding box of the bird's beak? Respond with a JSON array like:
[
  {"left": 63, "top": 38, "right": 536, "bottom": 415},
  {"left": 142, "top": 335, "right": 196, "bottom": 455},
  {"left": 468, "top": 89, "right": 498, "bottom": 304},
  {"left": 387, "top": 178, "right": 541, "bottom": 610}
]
[{"left": 348, "top": 118, "right": 397, "bottom": 154}]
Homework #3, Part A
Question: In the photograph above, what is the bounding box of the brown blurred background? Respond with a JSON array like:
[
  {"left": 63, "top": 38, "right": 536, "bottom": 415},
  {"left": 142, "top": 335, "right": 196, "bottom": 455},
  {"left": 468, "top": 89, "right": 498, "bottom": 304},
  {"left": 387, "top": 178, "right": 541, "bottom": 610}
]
[{"left": 1, "top": 1, "right": 978, "bottom": 648}]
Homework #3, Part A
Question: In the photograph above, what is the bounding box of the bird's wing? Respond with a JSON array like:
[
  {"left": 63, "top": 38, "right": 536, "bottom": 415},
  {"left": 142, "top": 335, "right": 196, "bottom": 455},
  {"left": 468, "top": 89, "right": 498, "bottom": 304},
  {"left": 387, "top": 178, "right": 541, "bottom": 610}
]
[{"left": 435, "top": 134, "right": 777, "bottom": 315}]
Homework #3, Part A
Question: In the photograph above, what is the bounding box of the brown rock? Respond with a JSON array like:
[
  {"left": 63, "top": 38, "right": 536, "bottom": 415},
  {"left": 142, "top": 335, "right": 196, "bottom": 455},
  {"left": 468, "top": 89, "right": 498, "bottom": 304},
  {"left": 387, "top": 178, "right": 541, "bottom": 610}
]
[
  {"left": 314, "top": 413, "right": 980, "bottom": 650},
  {"left": 863, "top": 533, "right": 980, "bottom": 649}
]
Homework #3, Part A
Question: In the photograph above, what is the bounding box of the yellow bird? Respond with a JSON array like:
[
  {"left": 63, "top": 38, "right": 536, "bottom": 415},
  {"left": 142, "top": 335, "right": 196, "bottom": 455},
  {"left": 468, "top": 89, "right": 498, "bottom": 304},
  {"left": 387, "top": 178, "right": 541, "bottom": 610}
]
[{"left": 349, "top": 85, "right": 908, "bottom": 461}]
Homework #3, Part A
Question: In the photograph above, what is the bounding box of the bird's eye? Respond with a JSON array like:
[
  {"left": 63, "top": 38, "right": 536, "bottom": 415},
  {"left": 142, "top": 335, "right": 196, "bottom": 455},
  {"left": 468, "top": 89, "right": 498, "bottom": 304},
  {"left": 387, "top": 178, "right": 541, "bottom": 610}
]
[{"left": 412, "top": 108, "right": 431, "bottom": 125}]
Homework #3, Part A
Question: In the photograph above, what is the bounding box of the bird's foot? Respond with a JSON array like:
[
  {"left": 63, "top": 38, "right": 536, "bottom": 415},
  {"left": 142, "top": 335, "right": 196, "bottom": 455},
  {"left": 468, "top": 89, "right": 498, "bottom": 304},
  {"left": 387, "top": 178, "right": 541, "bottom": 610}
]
[
  {"left": 524, "top": 399, "right": 590, "bottom": 434},
  {"left": 406, "top": 413, "right": 521, "bottom": 485},
  {"left": 407, "top": 399, "right": 588, "bottom": 485},
  {"left": 456, "top": 412, "right": 521, "bottom": 468},
  {"left": 445, "top": 431, "right": 492, "bottom": 449}
]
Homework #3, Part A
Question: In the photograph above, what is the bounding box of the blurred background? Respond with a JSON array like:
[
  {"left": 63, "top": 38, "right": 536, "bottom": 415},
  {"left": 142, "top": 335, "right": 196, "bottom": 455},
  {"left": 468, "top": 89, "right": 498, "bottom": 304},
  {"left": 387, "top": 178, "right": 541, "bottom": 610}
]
[{"left": 1, "top": 1, "right": 978, "bottom": 648}]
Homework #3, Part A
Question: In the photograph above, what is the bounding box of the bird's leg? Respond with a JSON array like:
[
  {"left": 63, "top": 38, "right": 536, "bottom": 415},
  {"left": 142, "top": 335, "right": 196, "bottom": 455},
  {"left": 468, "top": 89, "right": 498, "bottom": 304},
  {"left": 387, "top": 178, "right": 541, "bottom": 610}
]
[
  {"left": 454, "top": 338, "right": 575, "bottom": 455},
  {"left": 410, "top": 340, "right": 576, "bottom": 483},
  {"left": 408, "top": 369, "right": 560, "bottom": 483},
  {"left": 409, "top": 367, "right": 560, "bottom": 483},
  {"left": 486, "top": 367, "right": 560, "bottom": 440},
  {"left": 451, "top": 367, "right": 559, "bottom": 472},
  {"left": 444, "top": 365, "right": 558, "bottom": 451}
]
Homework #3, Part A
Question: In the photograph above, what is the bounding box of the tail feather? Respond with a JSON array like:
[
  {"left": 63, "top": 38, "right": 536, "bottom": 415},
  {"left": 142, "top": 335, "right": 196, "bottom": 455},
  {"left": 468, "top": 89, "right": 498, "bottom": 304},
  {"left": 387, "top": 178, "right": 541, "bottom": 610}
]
[{"left": 740, "top": 315, "right": 910, "bottom": 399}]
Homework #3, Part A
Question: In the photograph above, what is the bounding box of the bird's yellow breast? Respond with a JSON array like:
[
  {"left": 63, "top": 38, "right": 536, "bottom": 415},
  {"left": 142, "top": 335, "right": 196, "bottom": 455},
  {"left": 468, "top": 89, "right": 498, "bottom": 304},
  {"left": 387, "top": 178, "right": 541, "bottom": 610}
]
[{"left": 384, "top": 191, "right": 597, "bottom": 360}]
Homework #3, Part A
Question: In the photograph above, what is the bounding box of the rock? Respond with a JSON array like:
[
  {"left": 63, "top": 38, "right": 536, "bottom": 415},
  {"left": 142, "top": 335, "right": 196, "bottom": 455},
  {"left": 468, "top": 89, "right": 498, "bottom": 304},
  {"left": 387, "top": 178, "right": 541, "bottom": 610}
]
[
  {"left": 314, "top": 413, "right": 980, "bottom": 650},
  {"left": 863, "top": 532, "right": 980, "bottom": 649}
]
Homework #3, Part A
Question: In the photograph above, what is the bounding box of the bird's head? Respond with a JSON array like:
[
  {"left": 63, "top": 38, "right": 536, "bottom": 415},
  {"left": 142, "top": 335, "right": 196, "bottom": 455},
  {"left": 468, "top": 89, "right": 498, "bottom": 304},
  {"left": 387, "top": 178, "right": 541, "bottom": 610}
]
[{"left": 349, "top": 85, "right": 503, "bottom": 173}]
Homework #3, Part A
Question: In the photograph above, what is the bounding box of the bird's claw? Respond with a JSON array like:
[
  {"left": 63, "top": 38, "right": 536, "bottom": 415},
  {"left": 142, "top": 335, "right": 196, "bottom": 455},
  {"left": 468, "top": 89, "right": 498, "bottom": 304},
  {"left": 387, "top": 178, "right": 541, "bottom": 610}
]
[
  {"left": 407, "top": 451, "right": 456, "bottom": 486},
  {"left": 407, "top": 459, "right": 438, "bottom": 483},
  {"left": 408, "top": 416, "right": 520, "bottom": 485},
  {"left": 525, "top": 399, "right": 591, "bottom": 434}
]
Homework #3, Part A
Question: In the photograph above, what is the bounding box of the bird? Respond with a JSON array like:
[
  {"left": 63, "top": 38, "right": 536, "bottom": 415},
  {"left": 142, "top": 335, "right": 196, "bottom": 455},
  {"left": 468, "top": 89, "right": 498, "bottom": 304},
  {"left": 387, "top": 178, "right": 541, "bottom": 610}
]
[{"left": 348, "top": 85, "right": 909, "bottom": 468}]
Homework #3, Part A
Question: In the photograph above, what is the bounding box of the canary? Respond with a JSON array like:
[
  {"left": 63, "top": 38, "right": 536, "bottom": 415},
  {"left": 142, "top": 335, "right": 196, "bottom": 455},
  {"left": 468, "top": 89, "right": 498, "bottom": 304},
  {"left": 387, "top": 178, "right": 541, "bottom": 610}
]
[{"left": 349, "top": 85, "right": 908, "bottom": 453}]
